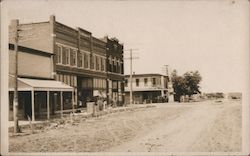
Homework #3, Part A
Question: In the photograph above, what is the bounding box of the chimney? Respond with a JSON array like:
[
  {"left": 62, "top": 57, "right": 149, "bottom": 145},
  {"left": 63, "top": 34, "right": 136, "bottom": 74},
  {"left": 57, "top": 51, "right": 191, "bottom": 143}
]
[
  {"left": 162, "top": 65, "right": 169, "bottom": 76},
  {"left": 49, "top": 15, "right": 55, "bottom": 23}
]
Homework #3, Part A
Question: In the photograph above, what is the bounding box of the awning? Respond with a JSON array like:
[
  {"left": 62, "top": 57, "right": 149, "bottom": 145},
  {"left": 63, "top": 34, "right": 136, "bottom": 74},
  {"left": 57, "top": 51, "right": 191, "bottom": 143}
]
[{"left": 9, "top": 75, "right": 73, "bottom": 92}]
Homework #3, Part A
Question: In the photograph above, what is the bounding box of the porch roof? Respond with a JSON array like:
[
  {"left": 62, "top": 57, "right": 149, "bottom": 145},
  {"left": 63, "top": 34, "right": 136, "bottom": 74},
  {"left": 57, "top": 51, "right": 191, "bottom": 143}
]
[{"left": 9, "top": 75, "right": 73, "bottom": 91}]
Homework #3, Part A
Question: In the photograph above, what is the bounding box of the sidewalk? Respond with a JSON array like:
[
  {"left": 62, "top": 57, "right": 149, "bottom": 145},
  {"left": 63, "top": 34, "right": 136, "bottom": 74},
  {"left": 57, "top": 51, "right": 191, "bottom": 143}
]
[{"left": 8, "top": 104, "right": 156, "bottom": 131}]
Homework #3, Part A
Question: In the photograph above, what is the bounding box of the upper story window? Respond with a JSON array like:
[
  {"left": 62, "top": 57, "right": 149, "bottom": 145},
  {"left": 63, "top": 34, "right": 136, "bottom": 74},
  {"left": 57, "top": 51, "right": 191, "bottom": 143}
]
[
  {"left": 125, "top": 79, "right": 128, "bottom": 87},
  {"left": 144, "top": 78, "right": 148, "bottom": 86},
  {"left": 84, "top": 53, "right": 89, "bottom": 69},
  {"left": 91, "top": 55, "right": 95, "bottom": 70},
  {"left": 121, "top": 62, "right": 124, "bottom": 74},
  {"left": 103, "top": 58, "right": 106, "bottom": 72},
  {"left": 96, "top": 56, "right": 99, "bottom": 70},
  {"left": 62, "top": 47, "right": 70, "bottom": 65},
  {"left": 136, "top": 79, "right": 139, "bottom": 87},
  {"left": 117, "top": 61, "right": 120, "bottom": 74},
  {"left": 113, "top": 60, "right": 117, "bottom": 73},
  {"left": 152, "top": 78, "right": 156, "bottom": 86},
  {"left": 78, "top": 52, "right": 83, "bottom": 68},
  {"left": 70, "top": 49, "right": 77, "bottom": 66},
  {"left": 109, "top": 56, "right": 112, "bottom": 72},
  {"left": 55, "top": 45, "right": 62, "bottom": 64},
  {"left": 101, "top": 57, "right": 104, "bottom": 71}
]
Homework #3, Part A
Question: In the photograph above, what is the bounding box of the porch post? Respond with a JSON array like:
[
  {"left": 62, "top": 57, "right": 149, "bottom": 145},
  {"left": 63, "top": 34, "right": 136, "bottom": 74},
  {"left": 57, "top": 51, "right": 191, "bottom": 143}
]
[
  {"left": 47, "top": 91, "right": 50, "bottom": 120},
  {"left": 31, "top": 90, "right": 35, "bottom": 121},
  {"left": 72, "top": 90, "right": 75, "bottom": 114},
  {"left": 60, "top": 91, "right": 63, "bottom": 118}
]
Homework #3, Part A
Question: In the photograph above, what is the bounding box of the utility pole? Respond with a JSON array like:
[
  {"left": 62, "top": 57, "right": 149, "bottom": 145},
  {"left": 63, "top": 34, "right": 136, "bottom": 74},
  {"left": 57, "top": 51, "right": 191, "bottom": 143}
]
[
  {"left": 129, "top": 50, "right": 133, "bottom": 105},
  {"left": 124, "top": 49, "right": 139, "bottom": 105},
  {"left": 12, "top": 19, "right": 20, "bottom": 133}
]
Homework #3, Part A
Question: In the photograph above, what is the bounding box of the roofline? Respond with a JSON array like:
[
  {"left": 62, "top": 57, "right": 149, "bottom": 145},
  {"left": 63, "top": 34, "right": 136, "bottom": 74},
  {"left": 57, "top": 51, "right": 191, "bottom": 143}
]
[
  {"left": 18, "top": 21, "right": 49, "bottom": 26},
  {"left": 124, "top": 73, "right": 166, "bottom": 77}
]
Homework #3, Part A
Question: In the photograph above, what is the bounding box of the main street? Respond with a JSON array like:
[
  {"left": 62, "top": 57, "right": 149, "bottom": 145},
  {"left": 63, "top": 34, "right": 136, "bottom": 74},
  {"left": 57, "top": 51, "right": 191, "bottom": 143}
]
[{"left": 9, "top": 99, "right": 241, "bottom": 152}]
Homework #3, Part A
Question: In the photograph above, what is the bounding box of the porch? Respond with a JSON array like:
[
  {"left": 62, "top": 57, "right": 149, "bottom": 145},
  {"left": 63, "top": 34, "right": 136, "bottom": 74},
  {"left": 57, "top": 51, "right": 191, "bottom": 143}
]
[{"left": 9, "top": 76, "right": 74, "bottom": 121}]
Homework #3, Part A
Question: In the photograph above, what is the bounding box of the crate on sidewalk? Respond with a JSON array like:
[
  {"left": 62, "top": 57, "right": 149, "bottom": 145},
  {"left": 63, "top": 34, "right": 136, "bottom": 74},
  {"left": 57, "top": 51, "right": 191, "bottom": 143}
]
[{"left": 87, "top": 102, "right": 95, "bottom": 114}]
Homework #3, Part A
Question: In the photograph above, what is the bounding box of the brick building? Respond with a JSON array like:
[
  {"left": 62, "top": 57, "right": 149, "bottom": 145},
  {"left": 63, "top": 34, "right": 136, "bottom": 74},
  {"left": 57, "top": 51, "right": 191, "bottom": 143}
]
[
  {"left": 9, "top": 15, "right": 124, "bottom": 120},
  {"left": 102, "top": 37, "right": 124, "bottom": 106}
]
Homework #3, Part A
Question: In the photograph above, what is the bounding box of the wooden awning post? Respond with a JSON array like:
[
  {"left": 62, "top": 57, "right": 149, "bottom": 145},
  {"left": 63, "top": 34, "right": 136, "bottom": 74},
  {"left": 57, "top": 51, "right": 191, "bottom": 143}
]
[
  {"left": 72, "top": 90, "right": 75, "bottom": 115},
  {"left": 47, "top": 91, "right": 50, "bottom": 120},
  {"left": 31, "top": 90, "right": 35, "bottom": 122},
  {"left": 60, "top": 91, "right": 63, "bottom": 118}
]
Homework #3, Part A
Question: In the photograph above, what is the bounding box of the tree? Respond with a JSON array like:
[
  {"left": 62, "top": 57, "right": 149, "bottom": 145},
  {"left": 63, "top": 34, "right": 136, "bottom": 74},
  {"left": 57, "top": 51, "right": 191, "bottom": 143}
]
[
  {"left": 183, "top": 71, "right": 202, "bottom": 97},
  {"left": 171, "top": 70, "right": 187, "bottom": 102},
  {"left": 171, "top": 70, "right": 202, "bottom": 102}
]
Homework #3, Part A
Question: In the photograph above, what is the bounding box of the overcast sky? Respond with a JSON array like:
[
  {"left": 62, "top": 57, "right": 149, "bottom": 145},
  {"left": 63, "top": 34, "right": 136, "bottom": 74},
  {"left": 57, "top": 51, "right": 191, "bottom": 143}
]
[{"left": 2, "top": 0, "right": 249, "bottom": 92}]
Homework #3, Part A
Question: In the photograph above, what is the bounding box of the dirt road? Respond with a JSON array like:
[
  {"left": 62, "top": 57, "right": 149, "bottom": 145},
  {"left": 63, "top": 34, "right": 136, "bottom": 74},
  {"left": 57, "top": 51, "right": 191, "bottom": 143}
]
[
  {"left": 108, "top": 100, "right": 241, "bottom": 152},
  {"left": 9, "top": 100, "right": 241, "bottom": 152}
]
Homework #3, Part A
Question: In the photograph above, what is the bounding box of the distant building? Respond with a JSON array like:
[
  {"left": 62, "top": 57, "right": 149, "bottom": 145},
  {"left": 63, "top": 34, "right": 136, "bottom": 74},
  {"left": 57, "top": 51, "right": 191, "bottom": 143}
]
[
  {"left": 124, "top": 72, "right": 174, "bottom": 104},
  {"left": 226, "top": 92, "right": 242, "bottom": 99}
]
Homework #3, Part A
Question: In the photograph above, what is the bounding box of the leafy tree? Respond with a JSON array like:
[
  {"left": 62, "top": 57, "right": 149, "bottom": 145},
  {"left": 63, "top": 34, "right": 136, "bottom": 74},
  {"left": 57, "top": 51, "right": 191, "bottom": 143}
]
[
  {"left": 183, "top": 71, "right": 202, "bottom": 97},
  {"left": 171, "top": 70, "right": 202, "bottom": 102}
]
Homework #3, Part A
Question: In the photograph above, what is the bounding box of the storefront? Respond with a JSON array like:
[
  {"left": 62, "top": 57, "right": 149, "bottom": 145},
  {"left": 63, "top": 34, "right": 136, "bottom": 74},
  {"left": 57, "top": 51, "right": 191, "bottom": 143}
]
[{"left": 9, "top": 76, "right": 74, "bottom": 121}]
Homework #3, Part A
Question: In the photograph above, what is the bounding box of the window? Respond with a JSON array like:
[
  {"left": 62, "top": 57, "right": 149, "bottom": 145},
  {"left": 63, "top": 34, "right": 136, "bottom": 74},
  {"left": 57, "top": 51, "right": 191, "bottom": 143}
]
[
  {"left": 113, "top": 60, "right": 116, "bottom": 73},
  {"left": 78, "top": 52, "right": 83, "bottom": 68},
  {"left": 121, "top": 62, "right": 124, "bottom": 74},
  {"left": 117, "top": 61, "right": 120, "bottom": 73},
  {"left": 125, "top": 79, "right": 128, "bottom": 87},
  {"left": 103, "top": 58, "right": 106, "bottom": 71},
  {"left": 56, "top": 45, "right": 62, "bottom": 64},
  {"left": 99, "top": 57, "right": 102, "bottom": 71},
  {"left": 96, "top": 56, "right": 100, "bottom": 70},
  {"left": 101, "top": 57, "right": 104, "bottom": 71},
  {"left": 144, "top": 78, "right": 148, "bottom": 86},
  {"left": 62, "top": 47, "right": 67, "bottom": 64},
  {"left": 84, "top": 53, "right": 89, "bottom": 68},
  {"left": 64, "top": 47, "right": 70, "bottom": 65},
  {"left": 152, "top": 78, "right": 156, "bottom": 85},
  {"left": 70, "top": 49, "right": 77, "bottom": 66},
  {"left": 109, "top": 56, "right": 112, "bottom": 72},
  {"left": 136, "top": 79, "right": 139, "bottom": 87},
  {"left": 91, "top": 55, "right": 95, "bottom": 70}
]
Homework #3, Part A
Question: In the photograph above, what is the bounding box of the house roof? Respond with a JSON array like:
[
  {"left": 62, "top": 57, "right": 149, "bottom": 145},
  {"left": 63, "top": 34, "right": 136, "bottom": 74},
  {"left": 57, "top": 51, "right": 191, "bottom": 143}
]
[{"left": 124, "top": 73, "right": 166, "bottom": 78}]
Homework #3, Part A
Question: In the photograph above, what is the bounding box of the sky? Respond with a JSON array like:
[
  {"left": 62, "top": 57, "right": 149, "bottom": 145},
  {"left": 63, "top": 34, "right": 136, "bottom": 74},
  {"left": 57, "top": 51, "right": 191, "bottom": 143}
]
[{"left": 2, "top": 0, "right": 249, "bottom": 93}]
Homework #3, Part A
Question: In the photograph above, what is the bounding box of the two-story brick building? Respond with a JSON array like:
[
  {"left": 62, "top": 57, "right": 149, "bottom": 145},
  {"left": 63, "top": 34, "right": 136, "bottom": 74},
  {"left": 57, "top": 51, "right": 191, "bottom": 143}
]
[
  {"left": 9, "top": 20, "right": 74, "bottom": 121},
  {"left": 102, "top": 37, "right": 124, "bottom": 106},
  {"left": 9, "top": 15, "right": 124, "bottom": 121}
]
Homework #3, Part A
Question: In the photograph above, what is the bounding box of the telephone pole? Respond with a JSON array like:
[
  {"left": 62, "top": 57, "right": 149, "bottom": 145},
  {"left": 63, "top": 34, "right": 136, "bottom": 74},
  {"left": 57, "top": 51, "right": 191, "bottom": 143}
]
[
  {"left": 12, "top": 19, "right": 20, "bottom": 133},
  {"left": 124, "top": 49, "right": 139, "bottom": 105}
]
